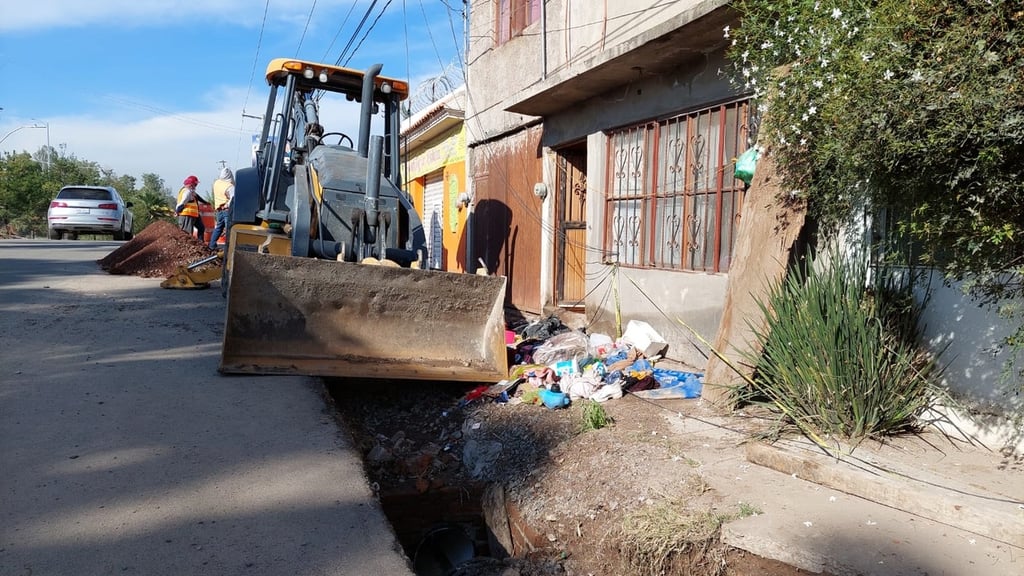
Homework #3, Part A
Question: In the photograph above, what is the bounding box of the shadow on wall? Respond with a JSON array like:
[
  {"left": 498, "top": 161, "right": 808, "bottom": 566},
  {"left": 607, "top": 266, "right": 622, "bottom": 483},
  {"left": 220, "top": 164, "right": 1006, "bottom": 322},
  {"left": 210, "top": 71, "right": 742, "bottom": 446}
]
[
  {"left": 914, "top": 273, "right": 1024, "bottom": 450},
  {"left": 470, "top": 198, "right": 512, "bottom": 302}
]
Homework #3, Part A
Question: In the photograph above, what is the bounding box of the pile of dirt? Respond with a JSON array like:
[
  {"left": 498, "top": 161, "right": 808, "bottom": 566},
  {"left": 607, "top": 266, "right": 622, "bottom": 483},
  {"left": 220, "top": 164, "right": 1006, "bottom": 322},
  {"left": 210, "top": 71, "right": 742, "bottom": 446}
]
[{"left": 98, "top": 220, "right": 215, "bottom": 278}]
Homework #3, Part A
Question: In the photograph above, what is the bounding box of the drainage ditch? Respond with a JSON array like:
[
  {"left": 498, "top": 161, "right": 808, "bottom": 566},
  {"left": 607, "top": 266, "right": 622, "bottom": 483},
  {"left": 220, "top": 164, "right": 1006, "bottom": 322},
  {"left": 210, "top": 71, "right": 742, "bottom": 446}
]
[{"left": 325, "top": 378, "right": 559, "bottom": 576}]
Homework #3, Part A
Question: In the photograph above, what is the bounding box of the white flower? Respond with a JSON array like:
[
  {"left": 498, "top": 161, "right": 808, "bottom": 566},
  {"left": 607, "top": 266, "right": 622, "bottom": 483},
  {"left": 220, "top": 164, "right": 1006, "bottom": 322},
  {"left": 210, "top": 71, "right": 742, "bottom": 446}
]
[
  {"left": 800, "top": 138, "right": 808, "bottom": 146},
  {"left": 911, "top": 69, "right": 924, "bottom": 82},
  {"left": 861, "top": 52, "right": 873, "bottom": 62},
  {"left": 813, "top": 79, "right": 824, "bottom": 89},
  {"left": 723, "top": 25, "right": 730, "bottom": 38},
  {"left": 761, "top": 41, "right": 774, "bottom": 50},
  {"left": 808, "top": 105, "right": 817, "bottom": 115},
  {"left": 741, "top": 50, "right": 749, "bottom": 62},
  {"left": 832, "top": 7, "right": 843, "bottom": 19},
  {"left": 883, "top": 69, "right": 895, "bottom": 80},
  {"left": 742, "top": 67, "right": 751, "bottom": 78},
  {"left": 814, "top": 1, "right": 820, "bottom": 10}
]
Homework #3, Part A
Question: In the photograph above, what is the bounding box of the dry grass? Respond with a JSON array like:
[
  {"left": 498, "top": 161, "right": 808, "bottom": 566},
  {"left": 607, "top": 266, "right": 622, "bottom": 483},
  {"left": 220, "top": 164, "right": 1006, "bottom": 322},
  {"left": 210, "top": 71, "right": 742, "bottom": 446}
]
[{"left": 617, "top": 500, "right": 729, "bottom": 576}]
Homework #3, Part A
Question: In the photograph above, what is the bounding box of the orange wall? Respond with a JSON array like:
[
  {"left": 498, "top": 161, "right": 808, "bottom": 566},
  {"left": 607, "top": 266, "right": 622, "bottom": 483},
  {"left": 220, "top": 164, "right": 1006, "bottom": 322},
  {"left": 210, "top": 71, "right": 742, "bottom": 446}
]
[{"left": 405, "top": 161, "right": 468, "bottom": 272}]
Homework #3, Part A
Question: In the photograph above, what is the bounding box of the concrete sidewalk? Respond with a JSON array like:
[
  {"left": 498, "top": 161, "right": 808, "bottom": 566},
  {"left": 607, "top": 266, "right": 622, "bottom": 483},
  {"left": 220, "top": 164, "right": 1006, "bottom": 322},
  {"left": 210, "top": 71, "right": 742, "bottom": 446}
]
[
  {"left": 662, "top": 402, "right": 1023, "bottom": 576},
  {"left": 0, "top": 241, "right": 414, "bottom": 576}
]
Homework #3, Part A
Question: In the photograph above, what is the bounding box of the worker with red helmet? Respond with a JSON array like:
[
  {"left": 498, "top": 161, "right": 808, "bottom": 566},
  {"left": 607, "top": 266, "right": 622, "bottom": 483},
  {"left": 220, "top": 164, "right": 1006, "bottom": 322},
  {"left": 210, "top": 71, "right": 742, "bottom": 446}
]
[{"left": 175, "top": 175, "right": 209, "bottom": 240}]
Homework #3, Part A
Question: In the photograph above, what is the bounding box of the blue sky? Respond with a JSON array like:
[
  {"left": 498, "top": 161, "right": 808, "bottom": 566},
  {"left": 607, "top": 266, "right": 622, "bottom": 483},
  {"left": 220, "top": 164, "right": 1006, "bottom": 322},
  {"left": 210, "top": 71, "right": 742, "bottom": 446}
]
[{"left": 0, "top": 0, "right": 465, "bottom": 194}]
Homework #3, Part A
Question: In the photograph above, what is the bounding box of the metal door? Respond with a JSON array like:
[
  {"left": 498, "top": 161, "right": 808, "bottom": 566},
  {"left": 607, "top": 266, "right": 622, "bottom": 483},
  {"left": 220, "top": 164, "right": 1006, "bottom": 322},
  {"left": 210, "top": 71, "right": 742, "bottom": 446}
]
[{"left": 424, "top": 171, "right": 444, "bottom": 270}]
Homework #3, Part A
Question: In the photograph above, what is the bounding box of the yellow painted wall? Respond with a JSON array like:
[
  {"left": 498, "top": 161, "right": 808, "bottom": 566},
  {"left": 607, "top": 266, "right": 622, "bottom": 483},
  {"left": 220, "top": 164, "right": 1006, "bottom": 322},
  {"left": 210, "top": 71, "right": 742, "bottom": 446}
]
[{"left": 403, "top": 124, "right": 468, "bottom": 272}]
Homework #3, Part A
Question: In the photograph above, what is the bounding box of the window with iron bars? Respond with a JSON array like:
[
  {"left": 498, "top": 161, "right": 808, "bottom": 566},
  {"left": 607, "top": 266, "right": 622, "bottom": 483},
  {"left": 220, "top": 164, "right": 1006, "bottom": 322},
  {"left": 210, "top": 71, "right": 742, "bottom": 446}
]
[
  {"left": 604, "top": 99, "right": 752, "bottom": 273},
  {"left": 495, "top": 0, "right": 541, "bottom": 45}
]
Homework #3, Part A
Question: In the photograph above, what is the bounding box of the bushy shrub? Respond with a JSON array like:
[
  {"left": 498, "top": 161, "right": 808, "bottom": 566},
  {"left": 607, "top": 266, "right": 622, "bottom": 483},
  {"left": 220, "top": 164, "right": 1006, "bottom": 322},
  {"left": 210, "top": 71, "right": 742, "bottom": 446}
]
[{"left": 742, "top": 248, "right": 942, "bottom": 440}]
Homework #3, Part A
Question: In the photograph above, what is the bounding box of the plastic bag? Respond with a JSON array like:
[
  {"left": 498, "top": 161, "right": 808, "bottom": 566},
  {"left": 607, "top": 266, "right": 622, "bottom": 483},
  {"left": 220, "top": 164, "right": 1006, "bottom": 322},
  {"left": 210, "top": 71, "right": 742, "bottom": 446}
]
[
  {"left": 734, "top": 146, "right": 760, "bottom": 185},
  {"left": 532, "top": 329, "right": 591, "bottom": 366}
]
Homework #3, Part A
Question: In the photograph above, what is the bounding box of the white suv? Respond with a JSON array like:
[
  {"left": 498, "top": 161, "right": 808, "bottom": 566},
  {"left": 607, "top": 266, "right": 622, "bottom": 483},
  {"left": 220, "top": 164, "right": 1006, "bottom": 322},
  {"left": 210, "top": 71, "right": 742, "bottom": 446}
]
[{"left": 47, "top": 185, "right": 134, "bottom": 240}]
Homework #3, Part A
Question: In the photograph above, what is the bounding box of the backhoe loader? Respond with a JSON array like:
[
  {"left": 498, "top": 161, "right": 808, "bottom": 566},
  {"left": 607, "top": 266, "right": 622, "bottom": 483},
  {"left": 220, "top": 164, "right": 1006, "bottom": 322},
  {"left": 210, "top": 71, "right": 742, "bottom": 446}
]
[{"left": 219, "top": 58, "right": 508, "bottom": 382}]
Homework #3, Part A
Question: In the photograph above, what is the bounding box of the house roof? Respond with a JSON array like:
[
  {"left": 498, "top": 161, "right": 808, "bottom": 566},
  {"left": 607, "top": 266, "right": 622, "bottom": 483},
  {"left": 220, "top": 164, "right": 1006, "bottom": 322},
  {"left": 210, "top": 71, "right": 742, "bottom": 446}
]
[{"left": 400, "top": 86, "right": 466, "bottom": 149}]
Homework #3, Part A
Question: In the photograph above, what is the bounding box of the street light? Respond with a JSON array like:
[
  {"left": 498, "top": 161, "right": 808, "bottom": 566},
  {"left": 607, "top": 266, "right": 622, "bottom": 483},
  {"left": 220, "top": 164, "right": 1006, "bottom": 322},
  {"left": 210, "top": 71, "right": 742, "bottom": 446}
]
[
  {"left": 30, "top": 119, "right": 50, "bottom": 171},
  {"left": 0, "top": 122, "right": 49, "bottom": 170}
]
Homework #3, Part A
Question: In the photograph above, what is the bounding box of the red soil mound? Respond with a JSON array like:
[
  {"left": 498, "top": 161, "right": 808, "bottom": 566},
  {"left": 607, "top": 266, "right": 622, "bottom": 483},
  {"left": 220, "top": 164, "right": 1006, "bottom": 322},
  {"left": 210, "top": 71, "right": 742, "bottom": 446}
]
[{"left": 97, "top": 220, "right": 215, "bottom": 278}]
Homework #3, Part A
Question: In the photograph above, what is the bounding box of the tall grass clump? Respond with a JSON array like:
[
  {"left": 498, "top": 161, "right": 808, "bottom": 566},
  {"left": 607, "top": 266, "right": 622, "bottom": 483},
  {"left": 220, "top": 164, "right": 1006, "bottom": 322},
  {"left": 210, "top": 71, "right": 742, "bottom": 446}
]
[{"left": 742, "top": 248, "right": 943, "bottom": 441}]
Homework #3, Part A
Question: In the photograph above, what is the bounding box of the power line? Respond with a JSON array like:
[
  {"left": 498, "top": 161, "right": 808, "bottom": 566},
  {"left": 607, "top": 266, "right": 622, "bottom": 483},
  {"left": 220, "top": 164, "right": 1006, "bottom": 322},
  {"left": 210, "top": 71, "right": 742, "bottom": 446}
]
[
  {"left": 342, "top": 0, "right": 396, "bottom": 68},
  {"left": 418, "top": 0, "right": 447, "bottom": 71},
  {"left": 334, "top": 0, "right": 380, "bottom": 67},
  {"left": 321, "top": 0, "right": 359, "bottom": 62},
  {"left": 294, "top": 0, "right": 319, "bottom": 57},
  {"left": 237, "top": 0, "right": 273, "bottom": 169}
]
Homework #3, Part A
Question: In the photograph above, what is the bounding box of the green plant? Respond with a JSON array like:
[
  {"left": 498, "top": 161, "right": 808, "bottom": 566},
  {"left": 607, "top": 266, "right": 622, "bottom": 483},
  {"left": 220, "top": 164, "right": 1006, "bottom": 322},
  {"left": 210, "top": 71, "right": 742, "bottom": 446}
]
[
  {"left": 727, "top": 0, "right": 1024, "bottom": 387},
  {"left": 736, "top": 501, "right": 762, "bottom": 518},
  {"left": 741, "top": 246, "right": 943, "bottom": 441},
  {"left": 579, "top": 400, "right": 611, "bottom": 432}
]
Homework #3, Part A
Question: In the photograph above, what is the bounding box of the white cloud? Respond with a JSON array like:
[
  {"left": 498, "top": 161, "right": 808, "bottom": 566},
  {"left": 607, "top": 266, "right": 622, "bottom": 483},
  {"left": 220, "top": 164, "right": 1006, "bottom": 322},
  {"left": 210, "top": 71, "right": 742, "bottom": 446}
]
[{"left": 0, "top": 0, "right": 366, "bottom": 32}]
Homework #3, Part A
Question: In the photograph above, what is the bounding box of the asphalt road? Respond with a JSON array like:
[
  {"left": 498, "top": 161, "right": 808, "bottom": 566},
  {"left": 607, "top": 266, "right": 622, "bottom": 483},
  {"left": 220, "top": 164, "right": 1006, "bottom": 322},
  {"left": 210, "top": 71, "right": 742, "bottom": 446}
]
[{"left": 0, "top": 240, "right": 414, "bottom": 576}]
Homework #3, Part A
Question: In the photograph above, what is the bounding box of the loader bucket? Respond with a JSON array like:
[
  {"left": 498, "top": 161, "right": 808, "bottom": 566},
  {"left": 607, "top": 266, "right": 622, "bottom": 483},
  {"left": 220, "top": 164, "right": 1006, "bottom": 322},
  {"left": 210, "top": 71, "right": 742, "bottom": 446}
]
[{"left": 220, "top": 251, "right": 509, "bottom": 382}]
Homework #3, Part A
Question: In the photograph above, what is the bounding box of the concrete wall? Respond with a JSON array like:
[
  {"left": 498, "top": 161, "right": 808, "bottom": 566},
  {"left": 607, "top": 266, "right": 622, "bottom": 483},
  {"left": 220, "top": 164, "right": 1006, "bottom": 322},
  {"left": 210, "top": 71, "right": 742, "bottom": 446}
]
[
  {"left": 540, "top": 47, "right": 734, "bottom": 148},
  {"left": 581, "top": 132, "right": 728, "bottom": 369},
  {"left": 466, "top": 0, "right": 739, "bottom": 368},
  {"left": 466, "top": 0, "right": 730, "bottom": 143},
  {"left": 915, "top": 274, "right": 1023, "bottom": 410},
  {"left": 916, "top": 275, "right": 1024, "bottom": 452}
]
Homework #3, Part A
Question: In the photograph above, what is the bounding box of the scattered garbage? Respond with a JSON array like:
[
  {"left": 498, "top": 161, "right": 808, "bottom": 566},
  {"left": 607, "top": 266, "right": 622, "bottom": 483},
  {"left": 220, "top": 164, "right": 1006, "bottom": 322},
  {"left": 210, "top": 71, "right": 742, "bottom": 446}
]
[
  {"left": 538, "top": 388, "right": 570, "bottom": 410},
  {"left": 620, "top": 320, "right": 668, "bottom": 359},
  {"left": 465, "top": 314, "right": 704, "bottom": 412}
]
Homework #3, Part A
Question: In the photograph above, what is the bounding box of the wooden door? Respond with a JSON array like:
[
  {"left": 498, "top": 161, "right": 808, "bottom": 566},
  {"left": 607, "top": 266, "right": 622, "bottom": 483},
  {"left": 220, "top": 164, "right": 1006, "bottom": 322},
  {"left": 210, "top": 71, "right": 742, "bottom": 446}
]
[{"left": 555, "top": 145, "right": 587, "bottom": 308}]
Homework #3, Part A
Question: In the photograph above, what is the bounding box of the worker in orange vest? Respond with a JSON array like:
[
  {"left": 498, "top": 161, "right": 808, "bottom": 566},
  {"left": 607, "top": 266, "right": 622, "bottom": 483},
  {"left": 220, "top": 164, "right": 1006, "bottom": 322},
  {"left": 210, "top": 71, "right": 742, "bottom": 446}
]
[{"left": 175, "top": 175, "right": 209, "bottom": 240}]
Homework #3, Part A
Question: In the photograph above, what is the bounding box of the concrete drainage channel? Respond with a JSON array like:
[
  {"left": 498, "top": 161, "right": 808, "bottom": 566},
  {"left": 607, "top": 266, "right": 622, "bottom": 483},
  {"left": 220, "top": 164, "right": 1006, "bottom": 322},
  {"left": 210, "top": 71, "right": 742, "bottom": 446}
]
[
  {"left": 381, "top": 485, "right": 486, "bottom": 575},
  {"left": 325, "top": 380, "right": 544, "bottom": 576}
]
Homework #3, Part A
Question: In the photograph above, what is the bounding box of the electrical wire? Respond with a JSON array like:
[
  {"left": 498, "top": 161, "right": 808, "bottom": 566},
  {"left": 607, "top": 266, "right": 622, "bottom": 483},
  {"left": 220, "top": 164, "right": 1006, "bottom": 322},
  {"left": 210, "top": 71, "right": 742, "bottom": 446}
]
[
  {"left": 441, "top": 0, "right": 465, "bottom": 66},
  {"left": 418, "top": 0, "right": 447, "bottom": 71},
  {"left": 294, "top": 0, "right": 319, "bottom": 57},
  {"left": 236, "top": 0, "right": 273, "bottom": 169},
  {"left": 342, "top": 0, "right": 396, "bottom": 68},
  {"left": 334, "top": 0, "right": 380, "bottom": 67},
  {"left": 320, "top": 0, "right": 359, "bottom": 62}
]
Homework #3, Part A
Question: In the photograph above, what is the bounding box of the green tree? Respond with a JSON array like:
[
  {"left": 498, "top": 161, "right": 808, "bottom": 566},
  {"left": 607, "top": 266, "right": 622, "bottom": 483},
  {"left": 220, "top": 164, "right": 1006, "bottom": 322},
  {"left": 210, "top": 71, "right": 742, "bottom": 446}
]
[
  {"left": 0, "top": 146, "right": 175, "bottom": 237},
  {"left": 0, "top": 152, "right": 50, "bottom": 234},
  {"left": 128, "top": 173, "right": 176, "bottom": 233},
  {"left": 728, "top": 0, "right": 1024, "bottom": 380}
]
